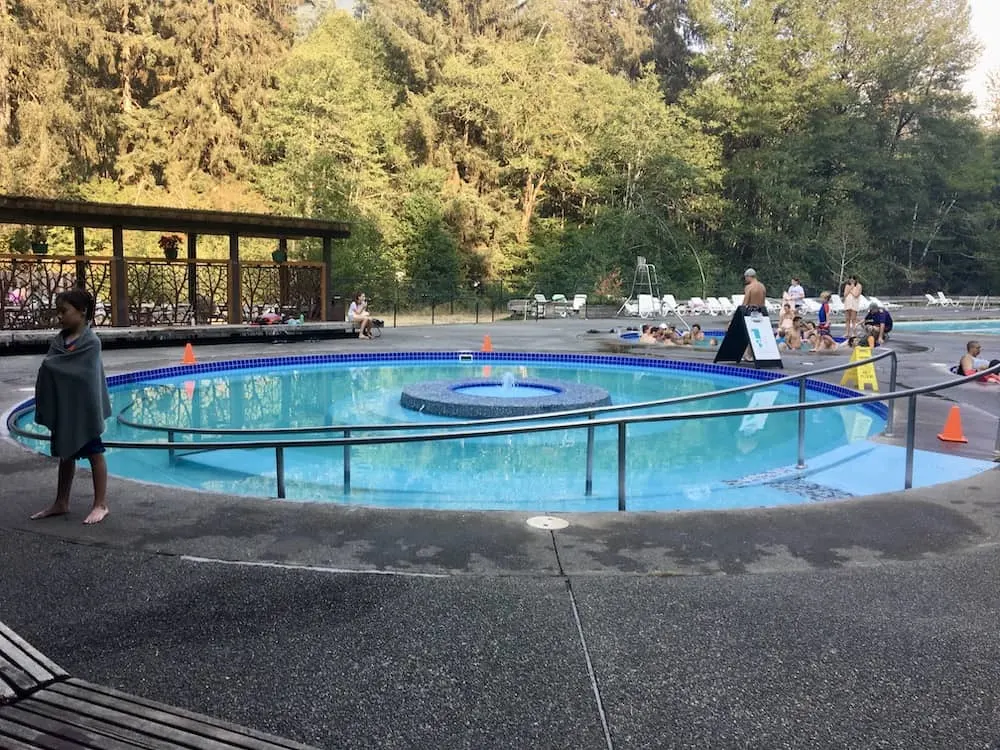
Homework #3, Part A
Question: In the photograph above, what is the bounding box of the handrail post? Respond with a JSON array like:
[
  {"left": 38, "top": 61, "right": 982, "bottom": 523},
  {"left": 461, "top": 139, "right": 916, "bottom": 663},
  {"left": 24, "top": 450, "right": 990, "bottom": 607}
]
[
  {"left": 585, "top": 414, "right": 595, "bottom": 496},
  {"left": 275, "top": 446, "right": 286, "bottom": 498},
  {"left": 168, "top": 429, "right": 176, "bottom": 465},
  {"left": 904, "top": 395, "right": 917, "bottom": 489},
  {"left": 617, "top": 422, "right": 626, "bottom": 511},
  {"left": 994, "top": 410, "right": 1000, "bottom": 458},
  {"left": 885, "top": 351, "right": 899, "bottom": 437},
  {"left": 343, "top": 428, "right": 351, "bottom": 495},
  {"left": 796, "top": 379, "right": 807, "bottom": 469}
]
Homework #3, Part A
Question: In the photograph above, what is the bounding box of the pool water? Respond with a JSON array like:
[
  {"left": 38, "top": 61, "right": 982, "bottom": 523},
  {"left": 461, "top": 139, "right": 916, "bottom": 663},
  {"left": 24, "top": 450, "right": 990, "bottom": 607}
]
[
  {"left": 453, "top": 383, "right": 560, "bottom": 398},
  {"left": 11, "top": 356, "right": 899, "bottom": 512},
  {"left": 894, "top": 320, "right": 1000, "bottom": 334}
]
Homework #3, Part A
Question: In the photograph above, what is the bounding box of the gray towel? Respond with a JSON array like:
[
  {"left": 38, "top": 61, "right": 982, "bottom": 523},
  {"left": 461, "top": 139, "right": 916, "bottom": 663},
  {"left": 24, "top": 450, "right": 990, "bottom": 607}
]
[{"left": 34, "top": 326, "right": 112, "bottom": 459}]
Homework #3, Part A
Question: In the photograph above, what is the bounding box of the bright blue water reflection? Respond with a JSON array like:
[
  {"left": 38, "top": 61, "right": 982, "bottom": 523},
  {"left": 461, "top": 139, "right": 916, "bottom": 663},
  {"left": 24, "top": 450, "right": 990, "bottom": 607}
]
[{"left": 14, "top": 359, "right": 888, "bottom": 512}]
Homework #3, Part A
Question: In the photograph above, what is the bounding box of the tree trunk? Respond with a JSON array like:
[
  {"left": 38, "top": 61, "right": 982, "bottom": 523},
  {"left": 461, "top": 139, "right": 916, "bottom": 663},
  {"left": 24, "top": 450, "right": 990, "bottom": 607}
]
[
  {"left": 518, "top": 171, "right": 545, "bottom": 242},
  {"left": 119, "top": 3, "right": 135, "bottom": 112},
  {"left": 0, "top": 0, "right": 11, "bottom": 140}
]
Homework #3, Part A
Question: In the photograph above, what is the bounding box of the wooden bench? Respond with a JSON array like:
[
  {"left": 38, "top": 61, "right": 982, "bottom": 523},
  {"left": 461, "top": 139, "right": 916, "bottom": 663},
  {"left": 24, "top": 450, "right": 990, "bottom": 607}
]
[
  {"left": 0, "top": 622, "right": 67, "bottom": 706},
  {"left": 0, "top": 621, "right": 319, "bottom": 750}
]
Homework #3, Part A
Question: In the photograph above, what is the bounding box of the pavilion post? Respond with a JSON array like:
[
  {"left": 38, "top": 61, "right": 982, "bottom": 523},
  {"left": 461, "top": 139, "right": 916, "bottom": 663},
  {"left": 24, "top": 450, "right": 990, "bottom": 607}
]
[
  {"left": 73, "top": 227, "right": 86, "bottom": 289},
  {"left": 111, "top": 225, "right": 128, "bottom": 326},
  {"left": 277, "top": 238, "right": 290, "bottom": 313},
  {"left": 227, "top": 232, "right": 241, "bottom": 324},
  {"left": 187, "top": 233, "right": 198, "bottom": 312},
  {"left": 322, "top": 236, "right": 332, "bottom": 322}
]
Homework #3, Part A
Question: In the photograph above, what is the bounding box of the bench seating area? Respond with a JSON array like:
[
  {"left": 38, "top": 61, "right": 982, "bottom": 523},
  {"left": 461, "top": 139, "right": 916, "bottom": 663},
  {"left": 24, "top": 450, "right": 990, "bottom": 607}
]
[{"left": 0, "top": 621, "right": 318, "bottom": 750}]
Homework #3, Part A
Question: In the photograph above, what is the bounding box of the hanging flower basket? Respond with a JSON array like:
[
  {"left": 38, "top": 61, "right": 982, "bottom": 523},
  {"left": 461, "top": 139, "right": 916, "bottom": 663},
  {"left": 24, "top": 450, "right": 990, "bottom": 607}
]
[
  {"left": 30, "top": 241, "right": 49, "bottom": 255},
  {"left": 158, "top": 234, "right": 182, "bottom": 260},
  {"left": 271, "top": 248, "right": 288, "bottom": 263}
]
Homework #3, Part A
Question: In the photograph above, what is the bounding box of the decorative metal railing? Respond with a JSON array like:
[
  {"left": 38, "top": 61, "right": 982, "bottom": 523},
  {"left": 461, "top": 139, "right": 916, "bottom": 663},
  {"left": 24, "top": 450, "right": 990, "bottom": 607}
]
[{"left": 0, "top": 255, "right": 325, "bottom": 329}]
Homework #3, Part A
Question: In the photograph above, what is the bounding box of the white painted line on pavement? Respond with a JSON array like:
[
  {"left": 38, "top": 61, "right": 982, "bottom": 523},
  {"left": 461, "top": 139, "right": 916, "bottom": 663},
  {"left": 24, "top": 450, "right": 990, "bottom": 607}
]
[{"left": 181, "top": 555, "right": 448, "bottom": 578}]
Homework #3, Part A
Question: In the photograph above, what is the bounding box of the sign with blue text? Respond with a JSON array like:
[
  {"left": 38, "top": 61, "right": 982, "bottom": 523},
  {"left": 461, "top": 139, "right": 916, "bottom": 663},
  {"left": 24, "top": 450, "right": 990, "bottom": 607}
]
[{"left": 714, "top": 306, "right": 784, "bottom": 369}]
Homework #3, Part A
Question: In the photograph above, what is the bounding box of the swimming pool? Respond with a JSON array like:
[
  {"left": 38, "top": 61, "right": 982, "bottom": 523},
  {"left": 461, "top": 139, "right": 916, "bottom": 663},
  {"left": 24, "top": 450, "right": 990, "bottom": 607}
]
[
  {"left": 894, "top": 320, "right": 1000, "bottom": 335},
  {"left": 9, "top": 352, "right": 908, "bottom": 512}
]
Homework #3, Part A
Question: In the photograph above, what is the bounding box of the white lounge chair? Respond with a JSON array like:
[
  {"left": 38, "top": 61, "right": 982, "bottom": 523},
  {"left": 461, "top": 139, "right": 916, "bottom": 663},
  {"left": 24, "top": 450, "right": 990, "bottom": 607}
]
[
  {"left": 937, "top": 291, "right": 959, "bottom": 307},
  {"left": 801, "top": 298, "right": 821, "bottom": 314},
  {"left": 765, "top": 298, "right": 781, "bottom": 314},
  {"left": 705, "top": 296, "right": 724, "bottom": 315},
  {"left": 868, "top": 295, "right": 901, "bottom": 311},
  {"left": 829, "top": 294, "right": 846, "bottom": 315},
  {"left": 925, "top": 293, "right": 944, "bottom": 307},
  {"left": 661, "top": 294, "right": 678, "bottom": 314},
  {"left": 686, "top": 297, "right": 709, "bottom": 314},
  {"left": 718, "top": 297, "right": 736, "bottom": 315},
  {"left": 732, "top": 293, "right": 744, "bottom": 307},
  {"left": 856, "top": 294, "right": 871, "bottom": 310},
  {"left": 638, "top": 293, "right": 658, "bottom": 318},
  {"left": 571, "top": 294, "right": 587, "bottom": 315},
  {"left": 551, "top": 293, "right": 571, "bottom": 317}
]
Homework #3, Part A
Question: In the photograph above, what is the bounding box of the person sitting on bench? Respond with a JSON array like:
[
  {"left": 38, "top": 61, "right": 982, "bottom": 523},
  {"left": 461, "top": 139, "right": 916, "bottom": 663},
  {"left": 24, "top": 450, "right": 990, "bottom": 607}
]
[{"left": 348, "top": 292, "right": 374, "bottom": 339}]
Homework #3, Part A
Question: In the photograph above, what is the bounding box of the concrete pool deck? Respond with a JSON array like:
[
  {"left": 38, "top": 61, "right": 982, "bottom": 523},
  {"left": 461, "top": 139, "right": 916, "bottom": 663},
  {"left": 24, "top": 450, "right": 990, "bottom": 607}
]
[{"left": 2, "top": 317, "right": 1000, "bottom": 748}]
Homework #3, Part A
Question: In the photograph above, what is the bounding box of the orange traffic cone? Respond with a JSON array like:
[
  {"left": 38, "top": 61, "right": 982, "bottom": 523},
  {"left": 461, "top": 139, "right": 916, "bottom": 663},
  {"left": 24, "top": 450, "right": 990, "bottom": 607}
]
[
  {"left": 182, "top": 342, "right": 196, "bottom": 365},
  {"left": 937, "top": 405, "right": 968, "bottom": 443},
  {"left": 482, "top": 335, "right": 493, "bottom": 352}
]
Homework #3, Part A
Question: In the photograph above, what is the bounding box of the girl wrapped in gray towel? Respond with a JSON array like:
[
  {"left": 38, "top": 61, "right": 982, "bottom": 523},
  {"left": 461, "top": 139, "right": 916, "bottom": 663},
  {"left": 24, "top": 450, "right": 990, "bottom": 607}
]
[{"left": 31, "top": 289, "right": 112, "bottom": 525}]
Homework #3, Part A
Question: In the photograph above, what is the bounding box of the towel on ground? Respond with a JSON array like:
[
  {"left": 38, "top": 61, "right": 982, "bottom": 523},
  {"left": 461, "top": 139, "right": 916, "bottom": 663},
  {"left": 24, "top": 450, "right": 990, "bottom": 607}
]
[{"left": 34, "top": 326, "right": 112, "bottom": 459}]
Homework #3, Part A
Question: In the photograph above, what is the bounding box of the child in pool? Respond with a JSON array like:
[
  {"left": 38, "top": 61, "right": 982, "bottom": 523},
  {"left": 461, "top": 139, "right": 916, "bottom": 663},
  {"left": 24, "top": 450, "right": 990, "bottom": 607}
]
[{"left": 31, "top": 289, "right": 112, "bottom": 525}]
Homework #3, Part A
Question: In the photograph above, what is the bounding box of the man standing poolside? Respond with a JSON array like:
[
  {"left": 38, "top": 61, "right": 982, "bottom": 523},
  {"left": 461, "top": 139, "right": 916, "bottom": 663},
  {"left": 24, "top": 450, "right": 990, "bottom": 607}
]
[
  {"left": 786, "top": 277, "right": 805, "bottom": 310},
  {"left": 740, "top": 268, "right": 768, "bottom": 363},
  {"left": 743, "top": 268, "right": 767, "bottom": 308}
]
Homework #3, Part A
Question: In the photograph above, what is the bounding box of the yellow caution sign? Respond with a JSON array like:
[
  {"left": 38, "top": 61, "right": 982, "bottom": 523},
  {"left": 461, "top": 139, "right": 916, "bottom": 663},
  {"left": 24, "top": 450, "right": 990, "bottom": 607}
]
[{"left": 840, "top": 345, "right": 879, "bottom": 392}]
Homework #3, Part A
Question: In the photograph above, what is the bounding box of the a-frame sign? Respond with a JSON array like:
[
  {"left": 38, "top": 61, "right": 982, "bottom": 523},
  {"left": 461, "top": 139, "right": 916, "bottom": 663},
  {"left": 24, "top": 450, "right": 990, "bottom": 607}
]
[{"left": 713, "top": 305, "right": 784, "bottom": 369}]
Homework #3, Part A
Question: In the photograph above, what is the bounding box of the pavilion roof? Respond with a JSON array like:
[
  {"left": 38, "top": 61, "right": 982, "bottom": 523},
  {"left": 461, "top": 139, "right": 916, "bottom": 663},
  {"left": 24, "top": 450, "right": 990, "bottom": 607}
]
[{"left": 0, "top": 195, "right": 351, "bottom": 241}]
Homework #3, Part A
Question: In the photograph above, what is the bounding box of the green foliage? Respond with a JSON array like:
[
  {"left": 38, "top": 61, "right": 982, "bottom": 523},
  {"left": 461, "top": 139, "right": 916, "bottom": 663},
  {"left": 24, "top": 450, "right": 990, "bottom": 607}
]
[
  {"left": 400, "top": 188, "right": 462, "bottom": 302},
  {"left": 2, "top": 0, "right": 998, "bottom": 297}
]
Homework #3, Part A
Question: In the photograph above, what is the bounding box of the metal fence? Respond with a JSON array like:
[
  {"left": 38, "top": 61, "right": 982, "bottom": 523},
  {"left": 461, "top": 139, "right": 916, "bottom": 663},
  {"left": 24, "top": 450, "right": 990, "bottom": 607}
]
[
  {"left": 13, "top": 349, "right": 992, "bottom": 511},
  {"left": 1, "top": 254, "right": 326, "bottom": 329}
]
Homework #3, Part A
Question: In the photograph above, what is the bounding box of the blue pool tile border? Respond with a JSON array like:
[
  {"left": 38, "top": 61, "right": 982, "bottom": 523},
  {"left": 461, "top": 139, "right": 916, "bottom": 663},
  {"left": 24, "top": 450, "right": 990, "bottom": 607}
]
[{"left": 97, "top": 351, "right": 888, "bottom": 420}]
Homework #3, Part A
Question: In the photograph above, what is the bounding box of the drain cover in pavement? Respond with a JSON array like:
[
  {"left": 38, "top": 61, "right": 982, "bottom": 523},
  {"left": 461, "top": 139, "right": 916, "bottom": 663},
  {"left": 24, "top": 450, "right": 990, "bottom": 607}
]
[{"left": 526, "top": 516, "right": 569, "bottom": 530}]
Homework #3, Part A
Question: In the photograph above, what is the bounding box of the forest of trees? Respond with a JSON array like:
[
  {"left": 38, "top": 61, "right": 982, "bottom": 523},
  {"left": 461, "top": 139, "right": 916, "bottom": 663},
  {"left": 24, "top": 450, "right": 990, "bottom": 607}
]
[{"left": 1, "top": 0, "right": 999, "bottom": 300}]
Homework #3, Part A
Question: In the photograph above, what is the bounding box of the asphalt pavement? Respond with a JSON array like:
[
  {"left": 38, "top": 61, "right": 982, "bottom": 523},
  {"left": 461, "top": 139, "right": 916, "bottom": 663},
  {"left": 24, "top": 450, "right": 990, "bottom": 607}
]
[{"left": 2, "top": 312, "right": 1000, "bottom": 749}]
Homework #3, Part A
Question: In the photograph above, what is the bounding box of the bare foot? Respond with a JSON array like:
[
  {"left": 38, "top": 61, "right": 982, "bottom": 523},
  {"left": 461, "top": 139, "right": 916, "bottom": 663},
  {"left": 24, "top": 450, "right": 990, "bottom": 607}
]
[
  {"left": 30, "top": 504, "right": 69, "bottom": 520},
  {"left": 83, "top": 506, "right": 109, "bottom": 525}
]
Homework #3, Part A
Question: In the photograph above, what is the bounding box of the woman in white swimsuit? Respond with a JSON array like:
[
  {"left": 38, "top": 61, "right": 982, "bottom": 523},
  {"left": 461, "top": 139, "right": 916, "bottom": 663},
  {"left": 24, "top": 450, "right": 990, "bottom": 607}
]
[
  {"left": 348, "top": 292, "right": 374, "bottom": 339},
  {"left": 843, "top": 275, "right": 862, "bottom": 338}
]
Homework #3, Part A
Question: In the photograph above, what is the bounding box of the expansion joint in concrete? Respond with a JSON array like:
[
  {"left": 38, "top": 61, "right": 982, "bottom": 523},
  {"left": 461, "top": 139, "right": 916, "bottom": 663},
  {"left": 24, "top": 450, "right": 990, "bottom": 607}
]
[{"left": 553, "top": 531, "right": 615, "bottom": 750}]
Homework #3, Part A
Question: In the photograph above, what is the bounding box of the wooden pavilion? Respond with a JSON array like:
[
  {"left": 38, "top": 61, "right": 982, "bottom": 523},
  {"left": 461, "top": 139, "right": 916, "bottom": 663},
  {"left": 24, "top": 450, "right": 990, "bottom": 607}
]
[{"left": 0, "top": 195, "right": 350, "bottom": 326}]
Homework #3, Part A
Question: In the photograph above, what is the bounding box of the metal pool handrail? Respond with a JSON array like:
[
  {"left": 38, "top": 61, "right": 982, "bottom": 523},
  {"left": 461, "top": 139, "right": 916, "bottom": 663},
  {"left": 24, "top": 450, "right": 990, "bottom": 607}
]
[
  {"left": 8, "top": 361, "right": 997, "bottom": 510},
  {"left": 113, "top": 348, "right": 900, "bottom": 439}
]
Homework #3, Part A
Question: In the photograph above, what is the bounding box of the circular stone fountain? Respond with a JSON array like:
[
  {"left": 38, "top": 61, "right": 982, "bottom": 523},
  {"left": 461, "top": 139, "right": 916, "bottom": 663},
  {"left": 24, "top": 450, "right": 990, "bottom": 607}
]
[{"left": 400, "top": 374, "right": 611, "bottom": 419}]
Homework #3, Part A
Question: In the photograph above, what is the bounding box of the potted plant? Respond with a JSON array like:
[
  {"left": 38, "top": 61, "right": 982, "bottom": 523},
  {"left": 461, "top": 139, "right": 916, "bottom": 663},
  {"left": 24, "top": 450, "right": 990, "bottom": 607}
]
[
  {"left": 158, "top": 234, "right": 182, "bottom": 260},
  {"left": 30, "top": 227, "right": 48, "bottom": 255}
]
